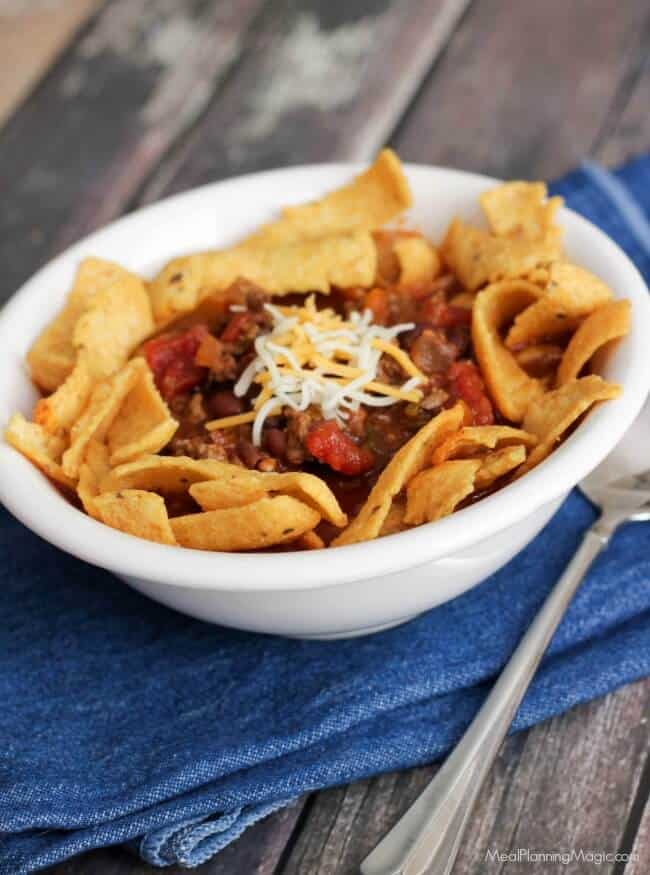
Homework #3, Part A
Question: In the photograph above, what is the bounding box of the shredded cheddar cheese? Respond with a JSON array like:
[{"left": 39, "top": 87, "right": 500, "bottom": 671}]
[{"left": 206, "top": 297, "right": 424, "bottom": 444}]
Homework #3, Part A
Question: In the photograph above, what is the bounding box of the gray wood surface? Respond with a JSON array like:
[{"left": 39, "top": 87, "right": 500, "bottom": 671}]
[
  {"left": 392, "top": 0, "right": 650, "bottom": 177},
  {"left": 2, "top": 0, "right": 647, "bottom": 873}
]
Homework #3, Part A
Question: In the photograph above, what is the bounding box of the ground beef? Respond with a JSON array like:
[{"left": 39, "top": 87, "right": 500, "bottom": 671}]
[
  {"left": 168, "top": 430, "right": 232, "bottom": 461},
  {"left": 285, "top": 407, "right": 321, "bottom": 465},
  {"left": 186, "top": 392, "right": 208, "bottom": 423},
  {"left": 376, "top": 353, "right": 405, "bottom": 385},
  {"left": 168, "top": 425, "right": 278, "bottom": 471},
  {"left": 243, "top": 284, "right": 270, "bottom": 312},
  {"left": 195, "top": 334, "right": 238, "bottom": 381},
  {"left": 345, "top": 406, "right": 367, "bottom": 438},
  {"left": 409, "top": 328, "right": 458, "bottom": 375},
  {"left": 420, "top": 383, "right": 449, "bottom": 411}
]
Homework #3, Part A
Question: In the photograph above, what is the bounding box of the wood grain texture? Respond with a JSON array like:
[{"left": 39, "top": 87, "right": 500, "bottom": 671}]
[
  {"left": 279, "top": 766, "right": 439, "bottom": 874},
  {"left": 0, "top": 0, "right": 469, "bottom": 303},
  {"left": 139, "top": 0, "right": 472, "bottom": 203},
  {"left": 625, "top": 772, "right": 650, "bottom": 874},
  {"left": 455, "top": 679, "right": 650, "bottom": 875},
  {"left": 278, "top": 680, "right": 650, "bottom": 875},
  {"left": 392, "top": 0, "right": 650, "bottom": 178},
  {"left": 0, "top": 0, "right": 102, "bottom": 127},
  {"left": 594, "top": 31, "right": 650, "bottom": 167},
  {"left": 188, "top": 799, "right": 307, "bottom": 875},
  {"left": 0, "top": 0, "right": 266, "bottom": 302},
  {"left": 53, "top": 799, "right": 307, "bottom": 874}
]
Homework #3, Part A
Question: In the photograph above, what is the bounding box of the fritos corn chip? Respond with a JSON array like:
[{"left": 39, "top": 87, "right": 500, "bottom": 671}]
[
  {"left": 480, "top": 181, "right": 562, "bottom": 241},
  {"left": 379, "top": 498, "right": 409, "bottom": 536},
  {"left": 149, "top": 231, "right": 377, "bottom": 326},
  {"left": 62, "top": 359, "right": 144, "bottom": 479},
  {"left": 332, "top": 404, "right": 465, "bottom": 546},
  {"left": 293, "top": 530, "right": 326, "bottom": 550},
  {"left": 4, "top": 413, "right": 74, "bottom": 489},
  {"left": 519, "top": 375, "right": 621, "bottom": 474},
  {"left": 100, "top": 454, "right": 228, "bottom": 495},
  {"left": 26, "top": 258, "right": 127, "bottom": 392},
  {"left": 525, "top": 267, "right": 551, "bottom": 287},
  {"left": 474, "top": 444, "right": 527, "bottom": 489},
  {"left": 32, "top": 263, "right": 153, "bottom": 434},
  {"left": 472, "top": 280, "right": 545, "bottom": 421},
  {"left": 441, "top": 219, "right": 560, "bottom": 292},
  {"left": 77, "top": 439, "right": 111, "bottom": 518},
  {"left": 394, "top": 236, "right": 440, "bottom": 285},
  {"left": 93, "top": 489, "right": 177, "bottom": 545},
  {"left": 556, "top": 299, "right": 631, "bottom": 386},
  {"left": 189, "top": 477, "right": 267, "bottom": 510},
  {"left": 515, "top": 343, "right": 564, "bottom": 378},
  {"left": 432, "top": 425, "right": 537, "bottom": 464},
  {"left": 170, "top": 496, "right": 320, "bottom": 551},
  {"left": 246, "top": 148, "right": 412, "bottom": 247},
  {"left": 149, "top": 150, "right": 409, "bottom": 326},
  {"left": 405, "top": 459, "right": 481, "bottom": 525},
  {"left": 506, "top": 262, "right": 612, "bottom": 349},
  {"left": 449, "top": 291, "right": 475, "bottom": 310},
  {"left": 189, "top": 466, "right": 346, "bottom": 527},
  {"left": 32, "top": 360, "right": 94, "bottom": 435},
  {"left": 106, "top": 362, "right": 178, "bottom": 465},
  {"left": 73, "top": 271, "right": 153, "bottom": 380}
]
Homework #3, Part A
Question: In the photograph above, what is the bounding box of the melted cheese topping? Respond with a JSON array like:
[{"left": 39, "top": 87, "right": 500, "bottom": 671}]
[{"left": 206, "top": 297, "right": 425, "bottom": 445}]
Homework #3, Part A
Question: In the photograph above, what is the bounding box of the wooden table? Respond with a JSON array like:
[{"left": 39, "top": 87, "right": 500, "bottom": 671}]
[{"left": 2, "top": 1, "right": 648, "bottom": 872}]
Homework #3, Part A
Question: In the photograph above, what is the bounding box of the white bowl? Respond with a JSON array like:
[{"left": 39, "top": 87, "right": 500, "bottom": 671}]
[{"left": 1, "top": 164, "right": 649, "bottom": 639}]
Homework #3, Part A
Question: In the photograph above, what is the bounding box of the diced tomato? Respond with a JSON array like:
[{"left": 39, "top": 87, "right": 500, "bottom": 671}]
[
  {"left": 143, "top": 324, "right": 210, "bottom": 401},
  {"left": 195, "top": 333, "right": 227, "bottom": 370},
  {"left": 420, "top": 298, "right": 471, "bottom": 328},
  {"left": 305, "top": 421, "right": 375, "bottom": 476},
  {"left": 448, "top": 360, "right": 494, "bottom": 425},
  {"left": 220, "top": 311, "right": 252, "bottom": 343},
  {"left": 364, "top": 287, "right": 390, "bottom": 324}
]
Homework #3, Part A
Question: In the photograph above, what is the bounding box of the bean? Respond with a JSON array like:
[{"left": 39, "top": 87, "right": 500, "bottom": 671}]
[
  {"left": 237, "top": 440, "right": 262, "bottom": 469},
  {"left": 265, "top": 428, "right": 287, "bottom": 459},
  {"left": 205, "top": 390, "right": 244, "bottom": 419}
]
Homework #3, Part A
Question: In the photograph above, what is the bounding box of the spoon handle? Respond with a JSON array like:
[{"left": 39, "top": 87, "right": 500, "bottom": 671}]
[{"left": 361, "top": 516, "right": 616, "bottom": 875}]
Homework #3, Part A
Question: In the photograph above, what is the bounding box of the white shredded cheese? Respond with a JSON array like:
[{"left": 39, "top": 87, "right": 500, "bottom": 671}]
[{"left": 214, "top": 297, "right": 425, "bottom": 444}]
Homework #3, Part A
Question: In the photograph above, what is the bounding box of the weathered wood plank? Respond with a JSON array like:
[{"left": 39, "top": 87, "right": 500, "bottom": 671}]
[
  {"left": 0, "top": 0, "right": 266, "bottom": 302},
  {"left": 278, "top": 680, "right": 650, "bottom": 875},
  {"left": 185, "top": 798, "right": 307, "bottom": 875},
  {"left": 594, "top": 42, "right": 650, "bottom": 167},
  {"left": 625, "top": 773, "right": 650, "bottom": 874},
  {"left": 392, "top": 0, "right": 650, "bottom": 179},
  {"left": 459, "top": 679, "right": 650, "bottom": 875},
  {"left": 51, "top": 799, "right": 307, "bottom": 874},
  {"left": 139, "top": 0, "right": 472, "bottom": 203},
  {"left": 0, "top": 0, "right": 102, "bottom": 128},
  {"left": 54, "top": 845, "right": 152, "bottom": 874},
  {"left": 278, "top": 765, "right": 439, "bottom": 875}
]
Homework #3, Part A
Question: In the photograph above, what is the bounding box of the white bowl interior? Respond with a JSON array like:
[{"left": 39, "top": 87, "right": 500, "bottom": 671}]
[{"left": 0, "top": 164, "right": 648, "bottom": 593}]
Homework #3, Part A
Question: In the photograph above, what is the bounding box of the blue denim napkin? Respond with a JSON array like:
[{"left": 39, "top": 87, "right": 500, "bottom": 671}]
[{"left": 2, "top": 156, "right": 650, "bottom": 874}]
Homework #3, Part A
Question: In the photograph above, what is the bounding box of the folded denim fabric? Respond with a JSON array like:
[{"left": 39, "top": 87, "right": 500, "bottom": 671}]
[{"left": 1, "top": 155, "right": 649, "bottom": 874}]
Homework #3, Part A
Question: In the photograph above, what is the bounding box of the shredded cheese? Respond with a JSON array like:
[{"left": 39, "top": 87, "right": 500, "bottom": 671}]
[
  {"left": 371, "top": 338, "right": 424, "bottom": 379},
  {"left": 206, "top": 297, "right": 425, "bottom": 444},
  {"left": 205, "top": 411, "right": 257, "bottom": 430}
]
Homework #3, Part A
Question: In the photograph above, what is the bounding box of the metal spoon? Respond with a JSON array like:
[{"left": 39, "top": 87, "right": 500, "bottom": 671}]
[{"left": 361, "top": 399, "right": 650, "bottom": 875}]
